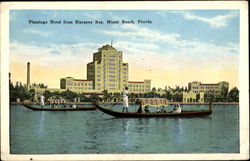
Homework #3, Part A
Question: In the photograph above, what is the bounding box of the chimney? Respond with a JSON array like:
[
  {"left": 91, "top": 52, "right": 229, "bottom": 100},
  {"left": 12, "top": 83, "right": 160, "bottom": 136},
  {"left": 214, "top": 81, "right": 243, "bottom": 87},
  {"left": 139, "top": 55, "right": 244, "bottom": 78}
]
[{"left": 27, "top": 62, "right": 30, "bottom": 89}]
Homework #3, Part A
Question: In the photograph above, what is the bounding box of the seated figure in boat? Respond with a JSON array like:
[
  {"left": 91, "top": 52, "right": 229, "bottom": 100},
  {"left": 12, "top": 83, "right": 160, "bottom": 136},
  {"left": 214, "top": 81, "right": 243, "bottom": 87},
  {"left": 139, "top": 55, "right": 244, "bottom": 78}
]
[
  {"left": 172, "top": 104, "right": 182, "bottom": 113},
  {"left": 156, "top": 108, "right": 161, "bottom": 113},
  {"left": 72, "top": 103, "right": 77, "bottom": 108},
  {"left": 137, "top": 105, "right": 145, "bottom": 113},
  {"left": 144, "top": 106, "right": 150, "bottom": 113},
  {"left": 160, "top": 106, "right": 167, "bottom": 113}
]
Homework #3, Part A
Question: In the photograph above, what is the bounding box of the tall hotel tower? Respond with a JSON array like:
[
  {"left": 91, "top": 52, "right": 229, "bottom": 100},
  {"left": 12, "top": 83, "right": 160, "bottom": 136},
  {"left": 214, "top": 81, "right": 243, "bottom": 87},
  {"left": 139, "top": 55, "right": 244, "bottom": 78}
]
[
  {"left": 60, "top": 44, "right": 151, "bottom": 94},
  {"left": 87, "top": 44, "right": 128, "bottom": 92}
]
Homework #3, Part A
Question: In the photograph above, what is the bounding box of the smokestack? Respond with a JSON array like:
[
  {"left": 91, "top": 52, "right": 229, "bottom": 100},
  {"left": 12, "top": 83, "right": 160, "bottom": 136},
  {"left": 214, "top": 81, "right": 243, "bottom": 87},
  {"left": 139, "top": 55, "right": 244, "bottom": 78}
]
[{"left": 27, "top": 62, "right": 30, "bottom": 89}]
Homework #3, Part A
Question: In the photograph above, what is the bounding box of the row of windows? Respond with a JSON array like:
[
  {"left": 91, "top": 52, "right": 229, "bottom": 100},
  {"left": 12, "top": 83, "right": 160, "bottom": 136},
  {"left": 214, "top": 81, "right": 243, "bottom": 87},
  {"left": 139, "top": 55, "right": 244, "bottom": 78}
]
[
  {"left": 67, "top": 87, "right": 93, "bottom": 90},
  {"left": 193, "top": 86, "right": 220, "bottom": 89},
  {"left": 130, "top": 89, "right": 149, "bottom": 92},
  {"left": 193, "top": 90, "right": 220, "bottom": 93},
  {"left": 128, "top": 84, "right": 145, "bottom": 88},
  {"left": 109, "top": 83, "right": 115, "bottom": 87},
  {"left": 67, "top": 82, "right": 93, "bottom": 86}
]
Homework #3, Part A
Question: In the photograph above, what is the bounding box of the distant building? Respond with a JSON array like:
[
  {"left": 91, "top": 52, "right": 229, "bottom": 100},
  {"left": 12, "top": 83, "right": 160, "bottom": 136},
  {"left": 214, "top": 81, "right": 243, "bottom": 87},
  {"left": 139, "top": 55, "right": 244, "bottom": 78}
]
[
  {"left": 128, "top": 80, "right": 151, "bottom": 94},
  {"left": 188, "top": 81, "right": 229, "bottom": 94},
  {"left": 183, "top": 91, "right": 205, "bottom": 103},
  {"left": 60, "top": 44, "right": 151, "bottom": 93},
  {"left": 60, "top": 77, "right": 95, "bottom": 93},
  {"left": 183, "top": 81, "right": 229, "bottom": 103}
]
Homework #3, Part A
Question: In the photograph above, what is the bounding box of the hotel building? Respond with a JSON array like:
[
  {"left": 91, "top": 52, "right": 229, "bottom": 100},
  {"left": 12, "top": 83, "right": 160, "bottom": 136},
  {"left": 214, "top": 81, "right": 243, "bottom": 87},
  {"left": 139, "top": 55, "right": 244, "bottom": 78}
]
[{"left": 60, "top": 44, "right": 151, "bottom": 94}]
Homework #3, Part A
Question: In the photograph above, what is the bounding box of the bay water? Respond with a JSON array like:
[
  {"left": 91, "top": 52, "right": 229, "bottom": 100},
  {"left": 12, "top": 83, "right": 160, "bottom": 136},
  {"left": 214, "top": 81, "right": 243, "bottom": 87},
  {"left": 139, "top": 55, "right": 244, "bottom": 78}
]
[{"left": 10, "top": 104, "right": 239, "bottom": 154}]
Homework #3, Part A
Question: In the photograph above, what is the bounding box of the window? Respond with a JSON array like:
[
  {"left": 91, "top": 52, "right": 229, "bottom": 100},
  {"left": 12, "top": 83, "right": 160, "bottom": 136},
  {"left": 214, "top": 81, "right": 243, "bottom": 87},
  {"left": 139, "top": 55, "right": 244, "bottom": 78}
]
[
  {"left": 109, "top": 79, "right": 116, "bottom": 82},
  {"left": 109, "top": 67, "right": 115, "bottom": 70},
  {"left": 109, "top": 53, "right": 116, "bottom": 57}
]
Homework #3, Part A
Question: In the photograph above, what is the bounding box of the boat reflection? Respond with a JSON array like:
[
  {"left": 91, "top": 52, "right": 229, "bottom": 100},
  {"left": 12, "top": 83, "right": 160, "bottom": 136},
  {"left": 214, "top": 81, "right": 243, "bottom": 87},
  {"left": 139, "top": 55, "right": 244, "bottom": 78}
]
[
  {"left": 37, "top": 111, "right": 45, "bottom": 137},
  {"left": 121, "top": 119, "right": 130, "bottom": 148}
]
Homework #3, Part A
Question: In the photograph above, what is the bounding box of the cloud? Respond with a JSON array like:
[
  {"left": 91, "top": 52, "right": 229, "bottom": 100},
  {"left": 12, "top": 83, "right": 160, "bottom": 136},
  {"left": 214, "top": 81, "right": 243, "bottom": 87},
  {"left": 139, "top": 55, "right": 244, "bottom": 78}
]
[
  {"left": 9, "top": 41, "right": 98, "bottom": 67},
  {"left": 101, "top": 24, "right": 181, "bottom": 49},
  {"left": 158, "top": 10, "right": 238, "bottom": 28},
  {"left": 101, "top": 22, "right": 239, "bottom": 59},
  {"left": 182, "top": 11, "right": 238, "bottom": 28},
  {"left": 23, "top": 29, "right": 53, "bottom": 37},
  {"left": 100, "top": 22, "right": 239, "bottom": 78}
]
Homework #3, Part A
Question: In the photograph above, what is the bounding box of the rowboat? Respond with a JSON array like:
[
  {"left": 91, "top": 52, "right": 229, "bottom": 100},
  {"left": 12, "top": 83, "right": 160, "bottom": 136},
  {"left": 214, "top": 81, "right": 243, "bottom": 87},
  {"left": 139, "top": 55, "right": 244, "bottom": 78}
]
[
  {"left": 22, "top": 104, "right": 96, "bottom": 111},
  {"left": 95, "top": 98, "right": 212, "bottom": 118}
]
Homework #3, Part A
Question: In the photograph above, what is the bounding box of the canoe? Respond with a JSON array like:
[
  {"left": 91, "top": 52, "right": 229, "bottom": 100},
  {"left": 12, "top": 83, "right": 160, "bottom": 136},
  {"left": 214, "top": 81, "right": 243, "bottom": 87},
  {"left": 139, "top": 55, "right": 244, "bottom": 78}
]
[
  {"left": 22, "top": 104, "right": 96, "bottom": 111},
  {"left": 95, "top": 103, "right": 212, "bottom": 118}
]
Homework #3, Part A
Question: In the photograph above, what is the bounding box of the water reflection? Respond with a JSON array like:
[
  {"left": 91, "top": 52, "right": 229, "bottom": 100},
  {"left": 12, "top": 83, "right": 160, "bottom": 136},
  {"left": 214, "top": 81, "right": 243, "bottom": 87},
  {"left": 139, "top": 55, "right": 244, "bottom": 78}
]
[
  {"left": 171, "top": 118, "right": 183, "bottom": 144},
  {"left": 121, "top": 119, "right": 130, "bottom": 148},
  {"left": 37, "top": 111, "right": 45, "bottom": 137}
]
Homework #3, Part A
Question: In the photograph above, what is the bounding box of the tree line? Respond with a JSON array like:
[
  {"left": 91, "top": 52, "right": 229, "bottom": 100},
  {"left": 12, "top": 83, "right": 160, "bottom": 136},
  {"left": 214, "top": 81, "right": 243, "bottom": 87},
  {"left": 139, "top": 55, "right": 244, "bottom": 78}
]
[{"left": 9, "top": 82, "right": 239, "bottom": 103}]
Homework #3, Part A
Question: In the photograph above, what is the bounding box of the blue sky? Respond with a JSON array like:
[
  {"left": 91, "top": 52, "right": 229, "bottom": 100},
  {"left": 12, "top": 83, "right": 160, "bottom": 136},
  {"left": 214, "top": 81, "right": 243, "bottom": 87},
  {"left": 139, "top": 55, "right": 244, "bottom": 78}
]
[{"left": 9, "top": 10, "right": 239, "bottom": 89}]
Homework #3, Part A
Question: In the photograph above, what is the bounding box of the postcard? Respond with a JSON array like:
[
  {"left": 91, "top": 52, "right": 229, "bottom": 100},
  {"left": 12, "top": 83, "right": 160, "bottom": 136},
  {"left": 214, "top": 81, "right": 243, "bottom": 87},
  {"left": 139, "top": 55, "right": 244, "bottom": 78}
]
[{"left": 0, "top": 1, "right": 249, "bottom": 161}]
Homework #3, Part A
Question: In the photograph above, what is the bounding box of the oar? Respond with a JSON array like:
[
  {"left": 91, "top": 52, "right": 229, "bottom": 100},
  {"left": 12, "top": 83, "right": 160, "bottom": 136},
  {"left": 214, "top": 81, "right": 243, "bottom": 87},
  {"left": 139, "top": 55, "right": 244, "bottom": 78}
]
[{"left": 98, "top": 102, "right": 118, "bottom": 118}]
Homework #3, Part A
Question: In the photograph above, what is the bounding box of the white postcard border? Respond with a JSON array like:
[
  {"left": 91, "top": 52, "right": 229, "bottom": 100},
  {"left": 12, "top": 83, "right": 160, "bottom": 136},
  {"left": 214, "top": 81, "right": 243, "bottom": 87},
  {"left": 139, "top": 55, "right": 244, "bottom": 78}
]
[{"left": 1, "top": 1, "right": 249, "bottom": 161}]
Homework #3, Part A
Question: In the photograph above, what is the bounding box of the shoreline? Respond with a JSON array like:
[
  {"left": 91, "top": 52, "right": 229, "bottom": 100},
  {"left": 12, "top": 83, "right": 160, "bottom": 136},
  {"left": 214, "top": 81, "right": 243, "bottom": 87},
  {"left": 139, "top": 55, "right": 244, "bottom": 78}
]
[{"left": 10, "top": 101, "right": 239, "bottom": 105}]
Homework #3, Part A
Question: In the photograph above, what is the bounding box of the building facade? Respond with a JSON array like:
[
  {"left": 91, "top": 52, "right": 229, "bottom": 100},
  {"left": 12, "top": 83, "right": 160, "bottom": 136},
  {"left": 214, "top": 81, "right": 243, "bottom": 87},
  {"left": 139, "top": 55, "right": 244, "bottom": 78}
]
[
  {"left": 128, "top": 80, "right": 151, "bottom": 94},
  {"left": 183, "top": 81, "right": 229, "bottom": 103},
  {"left": 60, "top": 77, "right": 96, "bottom": 93},
  {"left": 87, "top": 44, "right": 128, "bottom": 93},
  {"left": 183, "top": 91, "right": 205, "bottom": 103},
  {"left": 188, "top": 81, "right": 229, "bottom": 94},
  {"left": 60, "top": 44, "right": 151, "bottom": 94}
]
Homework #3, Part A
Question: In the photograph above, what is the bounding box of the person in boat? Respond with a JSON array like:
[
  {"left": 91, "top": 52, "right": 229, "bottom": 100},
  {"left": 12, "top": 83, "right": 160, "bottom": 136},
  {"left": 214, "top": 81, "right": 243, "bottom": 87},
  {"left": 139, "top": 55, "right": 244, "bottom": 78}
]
[
  {"left": 49, "top": 101, "right": 52, "bottom": 108},
  {"left": 62, "top": 102, "right": 67, "bottom": 108},
  {"left": 122, "top": 87, "right": 129, "bottom": 112},
  {"left": 172, "top": 104, "right": 182, "bottom": 113},
  {"left": 57, "top": 100, "right": 61, "bottom": 108},
  {"left": 137, "top": 104, "right": 145, "bottom": 113},
  {"left": 72, "top": 103, "right": 77, "bottom": 108},
  {"left": 39, "top": 94, "right": 45, "bottom": 108},
  {"left": 144, "top": 106, "right": 150, "bottom": 113},
  {"left": 161, "top": 106, "right": 166, "bottom": 113}
]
